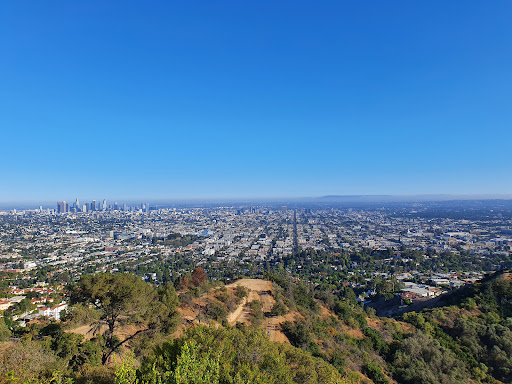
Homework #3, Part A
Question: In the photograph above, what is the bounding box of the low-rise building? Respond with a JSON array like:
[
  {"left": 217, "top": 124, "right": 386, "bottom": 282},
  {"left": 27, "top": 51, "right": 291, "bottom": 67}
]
[
  {"left": 38, "top": 302, "right": 67, "bottom": 320},
  {"left": 0, "top": 300, "right": 12, "bottom": 311}
]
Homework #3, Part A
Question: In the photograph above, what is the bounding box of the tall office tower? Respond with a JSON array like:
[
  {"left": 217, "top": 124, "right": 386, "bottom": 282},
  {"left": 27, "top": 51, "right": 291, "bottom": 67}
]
[
  {"left": 57, "top": 201, "right": 65, "bottom": 213},
  {"left": 102, "top": 199, "right": 107, "bottom": 211},
  {"left": 75, "top": 198, "right": 79, "bottom": 209},
  {"left": 114, "top": 202, "right": 119, "bottom": 210},
  {"left": 65, "top": 202, "right": 69, "bottom": 212},
  {"left": 82, "top": 204, "right": 87, "bottom": 212},
  {"left": 91, "top": 200, "right": 96, "bottom": 211},
  {"left": 123, "top": 204, "right": 128, "bottom": 211},
  {"left": 281, "top": 206, "right": 287, "bottom": 213}
]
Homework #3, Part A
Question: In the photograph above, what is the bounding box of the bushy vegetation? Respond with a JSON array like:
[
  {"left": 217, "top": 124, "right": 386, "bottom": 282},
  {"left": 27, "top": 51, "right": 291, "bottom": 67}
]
[
  {"left": 273, "top": 270, "right": 512, "bottom": 384},
  {"left": 1, "top": 271, "right": 512, "bottom": 383},
  {"left": 135, "top": 325, "right": 344, "bottom": 384},
  {"left": 0, "top": 318, "right": 10, "bottom": 341}
]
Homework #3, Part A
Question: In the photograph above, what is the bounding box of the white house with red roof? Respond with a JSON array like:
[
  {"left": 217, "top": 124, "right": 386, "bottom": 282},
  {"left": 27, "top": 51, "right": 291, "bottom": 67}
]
[{"left": 38, "top": 302, "right": 67, "bottom": 320}]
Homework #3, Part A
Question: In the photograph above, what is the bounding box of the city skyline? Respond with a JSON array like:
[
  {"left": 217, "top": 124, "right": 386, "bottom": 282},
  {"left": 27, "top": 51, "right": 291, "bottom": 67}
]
[
  {"left": 1, "top": 1, "right": 511, "bottom": 201},
  {"left": 2, "top": 193, "right": 512, "bottom": 212}
]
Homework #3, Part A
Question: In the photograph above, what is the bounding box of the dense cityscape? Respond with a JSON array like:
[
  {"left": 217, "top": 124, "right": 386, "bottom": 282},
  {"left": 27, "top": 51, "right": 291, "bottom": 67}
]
[{"left": 2, "top": 199, "right": 511, "bottom": 321}]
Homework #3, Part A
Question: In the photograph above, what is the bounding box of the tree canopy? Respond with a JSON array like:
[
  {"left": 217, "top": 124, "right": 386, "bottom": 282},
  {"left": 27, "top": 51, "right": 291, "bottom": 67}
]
[
  {"left": 70, "top": 273, "right": 180, "bottom": 364},
  {"left": 135, "top": 325, "right": 345, "bottom": 384}
]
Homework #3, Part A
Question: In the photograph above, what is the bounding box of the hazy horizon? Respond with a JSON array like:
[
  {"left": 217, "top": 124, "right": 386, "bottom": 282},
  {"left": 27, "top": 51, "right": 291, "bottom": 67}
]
[{"left": 3, "top": 193, "right": 512, "bottom": 211}]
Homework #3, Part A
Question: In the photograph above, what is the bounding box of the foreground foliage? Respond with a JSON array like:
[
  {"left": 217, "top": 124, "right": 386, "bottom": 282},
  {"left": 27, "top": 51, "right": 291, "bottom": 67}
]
[
  {"left": 2, "top": 270, "right": 512, "bottom": 383},
  {"left": 134, "top": 325, "right": 345, "bottom": 384}
]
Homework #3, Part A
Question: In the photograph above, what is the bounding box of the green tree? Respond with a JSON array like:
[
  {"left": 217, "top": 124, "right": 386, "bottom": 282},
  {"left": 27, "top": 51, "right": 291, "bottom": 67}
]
[
  {"left": 61, "top": 303, "right": 100, "bottom": 327},
  {"left": 392, "top": 332, "right": 469, "bottom": 384},
  {"left": 71, "top": 273, "right": 180, "bottom": 364},
  {"left": 363, "top": 362, "right": 389, "bottom": 384},
  {"left": 174, "top": 339, "right": 221, "bottom": 384},
  {"left": 0, "top": 317, "right": 11, "bottom": 341},
  {"left": 270, "top": 300, "right": 288, "bottom": 316},
  {"left": 138, "top": 325, "right": 342, "bottom": 384},
  {"left": 249, "top": 300, "right": 265, "bottom": 325},
  {"left": 206, "top": 301, "right": 228, "bottom": 322},
  {"left": 234, "top": 285, "right": 249, "bottom": 299}
]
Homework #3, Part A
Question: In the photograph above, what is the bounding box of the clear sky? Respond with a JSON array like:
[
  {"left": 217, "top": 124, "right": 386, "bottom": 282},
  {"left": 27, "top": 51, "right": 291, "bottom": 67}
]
[{"left": 1, "top": 1, "right": 511, "bottom": 203}]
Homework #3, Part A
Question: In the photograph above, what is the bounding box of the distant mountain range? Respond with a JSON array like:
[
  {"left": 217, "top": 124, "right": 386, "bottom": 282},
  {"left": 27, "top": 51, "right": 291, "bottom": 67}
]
[{"left": 315, "top": 194, "right": 512, "bottom": 202}]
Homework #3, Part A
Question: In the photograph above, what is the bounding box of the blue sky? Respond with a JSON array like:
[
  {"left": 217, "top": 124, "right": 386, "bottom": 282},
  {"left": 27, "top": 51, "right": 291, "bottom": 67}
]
[{"left": 1, "top": 1, "right": 511, "bottom": 202}]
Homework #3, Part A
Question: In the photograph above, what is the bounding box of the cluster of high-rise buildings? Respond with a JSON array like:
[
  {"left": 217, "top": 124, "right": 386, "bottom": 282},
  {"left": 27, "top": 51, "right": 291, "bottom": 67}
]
[{"left": 56, "top": 198, "right": 150, "bottom": 213}]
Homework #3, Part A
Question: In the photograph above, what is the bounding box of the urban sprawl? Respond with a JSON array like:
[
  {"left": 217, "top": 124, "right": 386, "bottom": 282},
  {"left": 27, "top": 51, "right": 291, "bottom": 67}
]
[{"left": 1, "top": 199, "right": 511, "bottom": 323}]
